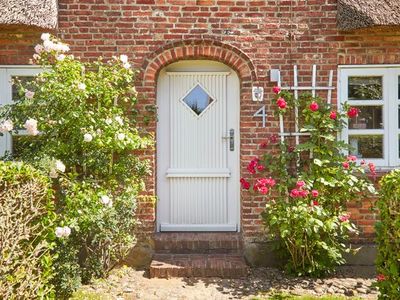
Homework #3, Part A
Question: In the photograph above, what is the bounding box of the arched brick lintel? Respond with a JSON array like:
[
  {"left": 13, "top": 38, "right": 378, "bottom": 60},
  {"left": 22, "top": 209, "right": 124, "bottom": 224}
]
[{"left": 140, "top": 39, "right": 258, "bottom": 87}]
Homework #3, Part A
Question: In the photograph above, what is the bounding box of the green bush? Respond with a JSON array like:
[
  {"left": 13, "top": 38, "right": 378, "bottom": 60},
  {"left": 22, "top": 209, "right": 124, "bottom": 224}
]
[
  {"left": 376, "top": 169, "right": 400, "bottom": 298},
  {"left": 0, "top": 34, "right": 152, "bottom": 298},
  {"left": 0, "top": 161, "right": 56, "bottom": 299}
]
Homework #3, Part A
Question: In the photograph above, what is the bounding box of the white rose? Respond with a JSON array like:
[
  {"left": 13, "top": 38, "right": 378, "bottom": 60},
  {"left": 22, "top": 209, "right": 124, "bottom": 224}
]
[
  {"left": 117, "top": 133, "right": 125, "bottom": 141},
  {"left": 100, "top": 195, "right": 111, "bottom": 205},
  {"left": 24, "top": 118, "right": 39, "bottom": 136},
  {"left": 0, "top": 120, "right": 13, "bottom": 133},
  {"left": 34, "top": 44, "right": 44, "bottom": 54},
  {"left": 123, "top": 62, "right": 131, "bottom": 69},
  {"left": 33, "top": 54, "right": 40, "bottom": 60},
  {"left": 83, "top": 133, "right": 93, "bottom": 142},
  {"left": 49, "top": 168, "right": 58, "bottom": 178},
  {"left": 78, "top": 83, "right": 86, "bottom": 90},
  {"left": 56, "top": 54, "right": 65, "bottom": 61},
  {"left": 63, "top": 226, "right": 71, "bottom": 237},
  {"left": 41, "top": 33, "right": 50, "bottom": 41},
  {"left": 55, "top": 160, "right": 66, "bottom": 173},
  {"left": 43, "top": 39, "right": 55, "bottom": 51},
  {"left": 120, "top": 54, "right": 128, "bottom": 63},
  {"left": 25, "top": 90, "right": 35, "bottom": 99},
  {"left": 55, "top": 227, "right": 65, "bottom": 238},
  {"left": 115, "top": 116, "right": 123, "bottom": 125}
]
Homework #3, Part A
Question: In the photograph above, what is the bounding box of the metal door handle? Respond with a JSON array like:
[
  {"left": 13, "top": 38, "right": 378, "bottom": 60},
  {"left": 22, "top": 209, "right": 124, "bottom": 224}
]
[{"left": 222, "top": 129, "right": 234, "bottom": 151}]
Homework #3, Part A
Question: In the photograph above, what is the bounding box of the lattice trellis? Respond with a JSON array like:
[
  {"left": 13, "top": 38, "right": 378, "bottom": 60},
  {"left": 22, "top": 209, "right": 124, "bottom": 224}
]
[{"left": 277, "top": 65, "right": 335, "bottom": 147}]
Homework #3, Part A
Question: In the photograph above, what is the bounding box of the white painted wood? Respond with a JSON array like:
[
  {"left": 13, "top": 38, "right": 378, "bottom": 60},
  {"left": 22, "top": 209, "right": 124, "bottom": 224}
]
[
  {"left": 281, "top": 86, "right": 334, "bottom": 91},
  {"left": 0, "top": 66, "right": 42, "bottom": 156},
  {"left": 157, "top": 60, "right": 240, "bottom": 232},
  {"left": 338, "top": 67, "right": 400, "bottom": 167}
]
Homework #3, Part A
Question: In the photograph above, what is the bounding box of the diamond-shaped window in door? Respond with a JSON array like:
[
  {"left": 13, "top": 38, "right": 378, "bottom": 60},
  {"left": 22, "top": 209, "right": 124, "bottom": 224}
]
[{"left": 181, "top": 84, "right": 215, "bottom": 116}]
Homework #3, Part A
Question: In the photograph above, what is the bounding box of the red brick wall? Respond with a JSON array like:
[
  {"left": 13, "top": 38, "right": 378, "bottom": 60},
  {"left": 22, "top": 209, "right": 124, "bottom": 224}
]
[{"left": 1, "top": 0, "right": 400, "bottom": 242}]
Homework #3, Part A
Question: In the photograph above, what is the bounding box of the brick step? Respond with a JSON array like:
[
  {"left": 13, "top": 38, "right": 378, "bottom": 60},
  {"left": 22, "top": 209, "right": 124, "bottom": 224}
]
[
  {"left": 154, "top": 232, "right": 243, "bottom": 254},
  {"left": 149, "top": 253, "right": 249, "bottom": 278}
]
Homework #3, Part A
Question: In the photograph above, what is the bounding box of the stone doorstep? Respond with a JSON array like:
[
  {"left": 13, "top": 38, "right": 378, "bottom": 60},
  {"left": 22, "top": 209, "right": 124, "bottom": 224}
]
[
  {"left": 149, "top": 253, "right": 249, "bottom": 279},
  {"left": 154, "top": 232, "right": 243, "bottom": 254}
]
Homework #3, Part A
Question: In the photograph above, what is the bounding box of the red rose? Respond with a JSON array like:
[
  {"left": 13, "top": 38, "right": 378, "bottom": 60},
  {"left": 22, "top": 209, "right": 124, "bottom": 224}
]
[
  {"left": 347, "top": 107, "right": 359, "bottom": 118},
  {"left": 269, "top": 134, "right": 278, "bottom": 144},
  {"left": 276, "top": 97, "right": 287, "bottom": 109},
  {"left": 309, "top": 101, "right": 319, "bottom": 112},
  {"left": 376, "top": 274, "right": 386, "bottom": 282},
  {"left": 273, "top": 86, "right": 281, "bottom": 94},
  {"left": 260, "top": 141, "right": 268, "bottom": 149},
  {"left": 287, "top": 145, "right": 295, "bottom": 153},
  {"left": 311, "top": 190, "right": 319, "bottom": 197},
  {"left": 312, "top": 200, "right": 319, "bottom": 206},
  {"left": 257, "top": 164, "right": 265, "bottom": 171},
  {"left": 342, "top": 162, "right": 349, "bottom": 169},
  {"left": 240, "top": 178, "right": 250, "bottom": 190},
  {"left": 290, "top": 189, "right": 300, "bottom": 198},
  {"left": 329, "top": 111, "right": 337, "bottom": 120},
  {"left": 265, "top": 177, "right": 276, "bottom": 187}
]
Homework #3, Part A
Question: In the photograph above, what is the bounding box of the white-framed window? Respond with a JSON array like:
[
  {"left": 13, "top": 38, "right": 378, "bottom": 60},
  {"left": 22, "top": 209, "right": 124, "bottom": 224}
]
[
  {"left": 0, "top": 66, "right": 42, "bottom": 156},
  {"left": 339, "top": 65, "right": 400, "bottom": 168}
]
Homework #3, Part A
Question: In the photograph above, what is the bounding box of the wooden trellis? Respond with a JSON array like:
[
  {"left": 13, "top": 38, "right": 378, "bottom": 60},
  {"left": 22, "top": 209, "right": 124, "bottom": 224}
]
[{"left": 277, "top": 65, "right": 335, "bottom": 146}]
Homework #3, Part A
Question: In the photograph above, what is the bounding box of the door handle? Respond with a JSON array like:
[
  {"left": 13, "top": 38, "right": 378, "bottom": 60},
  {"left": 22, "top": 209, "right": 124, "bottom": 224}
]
[{"left": 222, "top": 129, "right": 234, "bottom": 151}]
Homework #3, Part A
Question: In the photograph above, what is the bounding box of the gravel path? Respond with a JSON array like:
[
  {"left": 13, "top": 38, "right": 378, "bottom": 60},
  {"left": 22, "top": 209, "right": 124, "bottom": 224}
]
[{"left": 75, "top": 266, "right": 379, "bottom": 300}]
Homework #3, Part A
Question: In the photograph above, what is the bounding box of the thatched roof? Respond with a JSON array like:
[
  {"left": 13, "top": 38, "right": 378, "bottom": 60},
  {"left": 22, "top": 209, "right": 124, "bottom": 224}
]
[
  {"left": 0, "top": 0, "right": 58, "bottom": 29},
  {"left": 338, "top": 0, "right": 400, "bottom": 30}
]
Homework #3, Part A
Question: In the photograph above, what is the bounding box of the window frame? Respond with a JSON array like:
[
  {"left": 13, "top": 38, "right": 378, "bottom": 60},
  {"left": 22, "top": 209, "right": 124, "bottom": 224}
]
[
  {"left": 339, "top": 65, "right": 400, "bottom": 168},
  {"left": 0, "top": 65, "right": 42, "bottom": 156}
]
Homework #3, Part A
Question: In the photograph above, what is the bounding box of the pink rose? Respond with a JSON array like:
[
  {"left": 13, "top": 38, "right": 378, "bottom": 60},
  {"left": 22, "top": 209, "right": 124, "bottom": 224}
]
[
  {"left": 273, "top": 86, "right": 281, "bottom": 94},
  {"left": 347, "top": 107, "right": 359, "bottom": 118},
  {"left": 296, "top": 181, "right": 305, "bottom": 188},
  {"left": 376, "top": 274, "right": 386, "bottom": 282},
  {"left": 265, "top": 177, "right": 276, "bottom": 187},
  {"left": 339, "top": 214, "right": 350, "bottom": 222},
  {"left": 342, "top": 162, "right": 349, "bottom": 169},
  {"left": 311, "top": 190, "right": 319, "bottom": 197},
  {"left": 329, "top": 111, "right": 337, "bottom": 120},
  {"left": 276, "top": 97, "right": 287, "bottom": 109},
  {"left": 290, "top": 189, "right": 300, "bottom": 198},
  {"left": 257, "top": 165, "right": 265, "bottom": 171},
  {"left": 309, "top": 101, "right": 319, "bottom": 112},
  {"left": 346, "top": 155, "right": 357, "bottom": 162},
  {"left": 300, "top": 190, "right": 309, "bottom": 197}
]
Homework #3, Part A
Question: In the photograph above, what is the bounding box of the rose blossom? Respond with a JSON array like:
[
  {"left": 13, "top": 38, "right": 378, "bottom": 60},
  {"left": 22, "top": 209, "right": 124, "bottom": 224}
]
[
  {"left": 100, "top": 195, "right": 112, "bottom": 207},
  {"left": 347, "top": 107, "right": 359, "bottom": 118},
  {"left": 311, "top": 190, "right": 319, "bottom": 197},
  {"left": 55, "top": 226, "right": 71, "bottom": 238},
  {"left": 56, "top": 54, "right": 66, "bottom": 61},
  {"left": 120, "top": 54, "right": 128, "bottom": 63},
  {"left": 83, "top": 133, "right": 93, "bottom": 142},
  {"left": 276, "top": 97, "right": 287, "bottom": 109},
  {"left": 55, "top": 160, "right": 66, "bottom": 173},
  {"left": 115, "top": 116, "right": 123, "bottom": 125},
  {"left": 34, "top": 44, "right": 44, "bottom": 54},
  {"left": 347, "top": 155, "right": 357, "bottom": 162},
  {"left": 25, "top": 90, "right": 35, "bottom": 99},
  {"left": 260, "top": 141, "right": 268, "bottom": 149},
  {"left": 257, "top": 165, "right": 264, "bottom": 171},
  {"left": 0, "top": 120, "right": 13, "bottom": 133},
  {"left": 240, "top": 178, "right": 250, "bottom": 190},
  {"left": 342, "top": 162, "right": 349, "bottom": 169},
  {"left": 309, "top": 101, "right": 319, "bottom": 112},
  {"left": 296, "top": 180, "right": 305, "bottom": 188},
  {"left": 290, "top": 189, "right": 300, "bottom": 198},
  {"left": 299, "top": 190, "right": 309, "bottom": 197},
  {"left": 24, "top": 118, "right": 39, "bottom": 135},
  {"left": 312, "top": 200, "right": 319, "bottom": 206},
  {"left": 339, "top": 214, "right": 350, "bottom": 222},
  {"left": 41, "top": 33, "right": 50, "bottom": 41},
  {"left": 123, "top": 62, "right": 131, "bottom": 69},
  {"left": 269, "top": 134, "right": 278, "bottom": 144},
  {"left": 273, "top": 86, "right": 281, "bottom": 94},
  {"left": 329, "top": 111, "right": 337, "bottom": 120},
  {"left": 376, "top": 274, "right": 386, "bottom": 282}
]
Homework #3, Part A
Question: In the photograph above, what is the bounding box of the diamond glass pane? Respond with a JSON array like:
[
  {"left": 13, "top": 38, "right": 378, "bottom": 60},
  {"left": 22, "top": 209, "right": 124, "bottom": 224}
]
[{"left": 182, "top": 85, "right": 215, "bottom": 116}]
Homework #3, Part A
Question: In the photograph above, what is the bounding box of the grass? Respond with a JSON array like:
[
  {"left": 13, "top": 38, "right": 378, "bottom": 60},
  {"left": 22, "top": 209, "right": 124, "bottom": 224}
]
[
  {"left": 252, "top": 292, "right": 362, "bottom": 300},
  {"left": 69, "top": 290, "right": 112, "bottom": 300}
]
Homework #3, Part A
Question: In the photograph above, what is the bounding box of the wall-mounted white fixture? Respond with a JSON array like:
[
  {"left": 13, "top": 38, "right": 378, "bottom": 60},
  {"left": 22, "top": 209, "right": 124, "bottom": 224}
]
[
  {"left": 270, "top": 69, "right": 281, "bottom": 83},
  {"left": 252, "top": 86, "right": 264, "bottom": 102}
]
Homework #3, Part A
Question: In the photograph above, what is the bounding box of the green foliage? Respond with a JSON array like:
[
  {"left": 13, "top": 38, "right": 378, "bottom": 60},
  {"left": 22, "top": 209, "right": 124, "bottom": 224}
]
[
  {"left": 0, "top": 161, "right": 57, "bottom": 299},
  {"left": 375, "top": 169, "right": 400, "bottom": 298},
  {"left": 0, "top": 34, "right": 152, "bottom": 298},
  {"left": 243, "top": 90, "right": 376, "bottom": 276}
]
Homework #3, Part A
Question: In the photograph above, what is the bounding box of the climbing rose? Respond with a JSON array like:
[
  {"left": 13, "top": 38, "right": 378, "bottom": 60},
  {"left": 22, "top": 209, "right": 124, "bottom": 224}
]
[
  {"left": 83, "top": 133, "right": 93, "bottom": 142},
  {"left": 342, "top": 162, "right": 349, "bottom": 169},
  {"left": 41, "top": 33, "right": 50, "bottom": 41},
  {"left": 347, "top": 107, "right": 359, "bottom": 118},
  {"left": 296, "top": 180, "right": 305, "bottom": 188},
  {"left": 100, "top": 195, "right": 112, "bottom": 207},
  {"left": 117, "top": 132, "right": 125, "bottom": 141},
  {"left": 376, "top": 274, "right": 386, "bottom": 282},
  {"left": 123, "top": 62, "right": 131, "bottom": 69},
  {"left": 240, "top": 178, "right": 250, "bottom": 190},
  {"left": 309, "top": 101, "right": 319, "bottom": 111},
  {"left": 55, "top": 160, "right": 66, "bottom": 173},
  {"left": 269, "top": 134, "right": 278, "bottom": 144},
  {"left": 339, "top": 214, "right": 350, "bottom": 222},
  {"left": 287, "top": 145, "right": 295, "bottom": 153},
  {"left": 55, "top": 226, "right": 71, "bottom": 238},
  {"left": 312, "top": 200, "right": 319, "bottom": 206},
  {"left": 115, "top": 116, "right": 124, "bottom": 125},
  {"left": 24, "top": 118, "right": 39, "bottom": 136},
  {"left": 119, "top": 54, "right": 128, "bottom": 63},
  {"left": 0, "top": 120, "right": 13, "bottom": 133},
  {"left": 311, "top": 190, "right": 319, "bottom": 197},
  {"left": 34, "top": 44, "right": 44, "bottom": 54},
  {"left": 290, "top": 189, "right": 300, "bottom": 198},
  {"left": 247, "top": 158, "right": 259, "bottom": 174},
  {"left": 299, "top": 190, "right": 309, "bottom": 197},
  {"left": 273, "top": 86, "right": 281, "bottom": 94},
  {"left": 25, "top": 90, "right": 35, "bottom": 99},
  {"left": 256, "top": 165, "right": 264, "bottom": 171},
  {"left": 347, "top": 155, "right": 357, "bottom": 162},
  {"left": 276, "top": 97, "right": 287, "bottom": 109},
  {"left": 368, "top": 162, "right": 376, "bottom": 175},
  {"left": 264, "top": 177, "right": 276, "bottom": 187},
  {"left": 56, "top": 54, "right": 66, "bottom": 61},
  {"left": 329, "top": 111, "right": 337, "bottom": 120}
]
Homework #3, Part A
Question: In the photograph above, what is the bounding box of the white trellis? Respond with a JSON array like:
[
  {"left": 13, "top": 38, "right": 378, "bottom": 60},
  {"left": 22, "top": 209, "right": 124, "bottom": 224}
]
[{"left": 277, "top": 65, "right": 335, "bottom": 147}]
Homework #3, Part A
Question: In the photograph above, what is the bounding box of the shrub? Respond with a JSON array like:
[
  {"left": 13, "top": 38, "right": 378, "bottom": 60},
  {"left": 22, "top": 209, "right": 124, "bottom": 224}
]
[
  {"left": 375, "top": 169, "right": 400, "bottom": 298},
  {"left": 0, "top": 161, "right": 56, "bottom": 299},
  {"left": 242, "top": 89, "right": 376, "bottom": 276},
  {"left": 0, "top": 34, "right": 153, "bottom": 298}
]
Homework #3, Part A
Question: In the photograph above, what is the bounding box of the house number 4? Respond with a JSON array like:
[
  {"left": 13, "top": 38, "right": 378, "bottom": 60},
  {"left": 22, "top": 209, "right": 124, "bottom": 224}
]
[{"left": 253, "top": 105, "right": 267, "bottom": 128}]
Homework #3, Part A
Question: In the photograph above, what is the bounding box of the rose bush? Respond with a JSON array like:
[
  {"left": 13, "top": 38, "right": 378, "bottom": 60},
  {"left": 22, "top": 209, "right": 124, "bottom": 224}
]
[
  {"left": 242, "top": 88, "right": 376, "bottom": 276},
  {"left": 0, "top": 34, "right": 153, "bottom": 298}
]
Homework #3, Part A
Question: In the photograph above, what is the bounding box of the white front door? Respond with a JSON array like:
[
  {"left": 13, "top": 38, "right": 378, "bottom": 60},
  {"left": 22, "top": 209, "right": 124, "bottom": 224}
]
[{"left": 157, "top": 61, "right": 240, "bottom": 232}]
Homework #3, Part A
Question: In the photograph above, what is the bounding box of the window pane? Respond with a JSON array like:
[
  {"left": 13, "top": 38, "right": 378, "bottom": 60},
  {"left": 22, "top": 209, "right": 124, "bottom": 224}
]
[
  {"left": 348, "top": 106, "right": 383, "bottom": 129},
  {"left": 12, "top": 76, "right": 35, "bottom": 101},
  {"left": 348, "top": 76, "right": 382, "bottom": 100},
  {"left": 349, "top": 135, "right": 383, "bottom": 159},
  {"left": 182, "top": 84, "right": 215, "bottom": 116}
]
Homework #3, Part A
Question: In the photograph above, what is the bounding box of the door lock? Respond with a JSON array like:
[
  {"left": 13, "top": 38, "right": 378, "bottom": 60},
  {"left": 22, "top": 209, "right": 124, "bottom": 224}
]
[{"left": 222, "top": 129, "right": 234, "bottom": 151}]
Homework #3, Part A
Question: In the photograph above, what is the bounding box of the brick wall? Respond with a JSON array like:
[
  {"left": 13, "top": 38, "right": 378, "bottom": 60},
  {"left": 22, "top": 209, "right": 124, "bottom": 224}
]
[{"left": 1, "top": 0, "right": 400, "bottom": 242}]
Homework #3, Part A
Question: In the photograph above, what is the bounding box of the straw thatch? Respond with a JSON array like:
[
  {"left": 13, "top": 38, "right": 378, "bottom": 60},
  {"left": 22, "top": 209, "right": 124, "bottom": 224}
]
[
  {"left": 0, "top": 0, "right": 57, "bottom": 29},
  {"left": 338, "top": 0, "right": 400, "bottom": 30}
]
